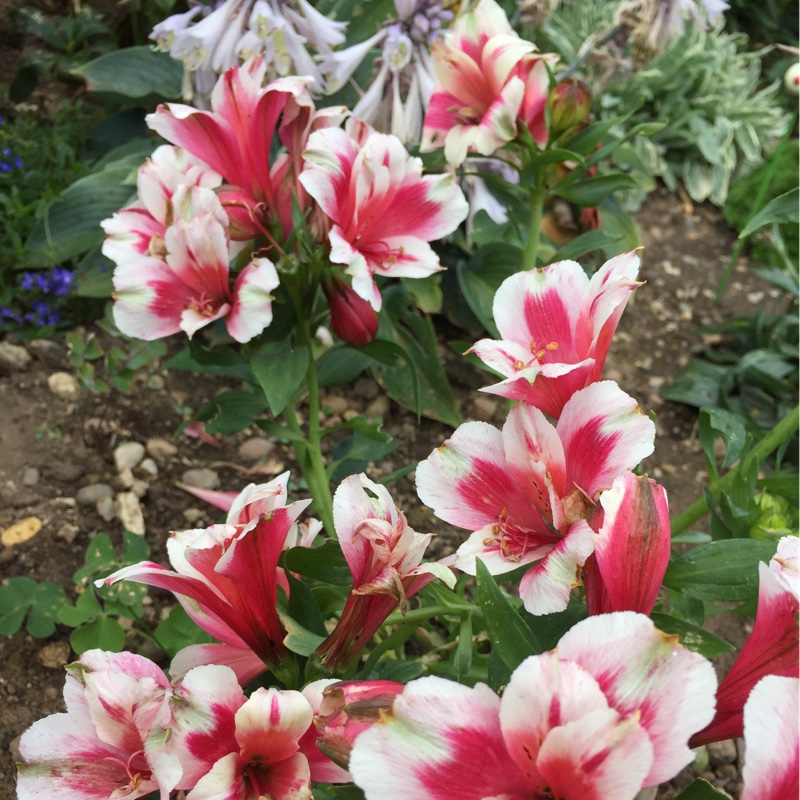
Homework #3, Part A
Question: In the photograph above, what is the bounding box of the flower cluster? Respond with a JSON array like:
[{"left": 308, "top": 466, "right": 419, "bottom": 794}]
[{"left": 0, "top": 267, "right": 74, "bottom": 330}]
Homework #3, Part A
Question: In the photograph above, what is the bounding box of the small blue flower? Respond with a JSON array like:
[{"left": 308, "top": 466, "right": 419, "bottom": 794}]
[
  {"left": 0, "top": 162, "right": 11, "bottom": 174},
  {"left": 50, "top": 267, "right": 74, "bottom": 297},
  {"left": 35, "top": 273, "right": 52, "bottom": 293},
  {"left": 13, "top": 155, "right": 23, "bottom": 169},
  {"left": 1, "top": 307, "right": 22, "bottom": 324},
  {"left": 20, "top": 272, "right": 37, "bottom": 291}
]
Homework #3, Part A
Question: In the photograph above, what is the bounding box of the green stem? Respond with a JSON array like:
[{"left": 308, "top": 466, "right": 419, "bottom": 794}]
[
  {"left": 383, "top": 603, "right": 476, "bottom": 627},
  {"left": 714, "top": 109, "right": 799, "bottom": 304},
  {"left": 671, "top": 404, "right": 800, "bottom": 535},
  {"left": 522, "top": 176, "right": 546, "bottom": 269}
]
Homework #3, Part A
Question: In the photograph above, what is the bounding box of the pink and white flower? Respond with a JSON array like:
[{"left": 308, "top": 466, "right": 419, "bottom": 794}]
[
  {"left": 316, "top": 474, "right": 455, "bottom": 668},
  {"left": 99, "top": 474, "right": 311, "bottom": 684},
  {"left": 470, "top": 252, "right": 642, "bottom": 419},
  {"left": 17, "top": 651, "right": 180, "bottom": 800},
  {"left": 692, "top": 535, "right": 799, "bottom": 746},
  {"left": 741, "top": 675, "right": 799, "bottom": 800},
  {"left": 349, "top": 612, "right": 717, "bottom": 800},
  {"left": 416, "top": 381, "right": 655, "bottom": 614},
  {"left": 169, "top": 664, "right": 314, "bottom": 799},
  {"left": 420, "top": 0, "right": 557, "bottom": 166},
  {"left": 583, "top": 472, "right": 671, "bottom": 616},
  {"left": 299, "top": 121, "right": 468, "bottom": 310},
  {"left": 111, "top": 184, "right": 279, "bottom": 343}
]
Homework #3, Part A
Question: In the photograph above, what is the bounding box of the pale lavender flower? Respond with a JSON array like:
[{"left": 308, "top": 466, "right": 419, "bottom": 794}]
[{"left": 322, "top": 0, "right": 452, "bottom": 143}]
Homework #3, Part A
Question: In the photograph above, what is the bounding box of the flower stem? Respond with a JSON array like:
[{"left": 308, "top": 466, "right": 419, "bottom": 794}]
[
  {"left": 522, "top": 175, "right": 546, "bottom": 269},
  {"left": 671, "top": 404, "right": 800, "bottom": 535}
]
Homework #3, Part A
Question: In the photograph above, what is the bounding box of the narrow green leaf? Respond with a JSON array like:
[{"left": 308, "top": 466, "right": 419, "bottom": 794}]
[
  {"left": 281, "top": 614, "right": 326, "bottom": 656},
  {"left": 553, "top": 174, "right": 638, "bottom": 206},
  {"left": 553, "top": 229, "right": 621, "bottom": 262},
  {"left": 453, "top": 613, "right": 474, "bottom": 680},
  {"left": 650, "top": 612, "right": 735, "bottom": 658},
  {"left": 740, "top": 188, "right": 799, "bottom": 238},
  {"left": 475, "top": 560, "right": 542, "bottom": 672}
]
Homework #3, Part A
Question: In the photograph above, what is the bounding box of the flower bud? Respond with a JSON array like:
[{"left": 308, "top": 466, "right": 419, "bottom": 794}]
[
  {"left": 322, "top": 272, "right": 378, "bottom": 348},
  {"left": 784, "top": 62, "right": 800, "bottom": 96},
  {"left": 215, "top": 185, "right": 267, "bottom": 240},
  {"left": 315, "top": 680, "right": 404, "bottom": 768},
  {"left": 547, "top": 79, "right": 592, "bottom": 137}
]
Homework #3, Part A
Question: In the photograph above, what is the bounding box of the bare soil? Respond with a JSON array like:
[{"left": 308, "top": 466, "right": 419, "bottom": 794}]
[{"left": 0, "top": 187, "right": 781, "bottom": 798}]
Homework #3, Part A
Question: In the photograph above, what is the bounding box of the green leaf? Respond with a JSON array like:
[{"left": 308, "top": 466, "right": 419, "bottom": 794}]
[
  {"left": 283, "top": 541, "right": 352, "bottom": 585},
  {"left": 552, "top": 229, "right": 621, "bottom": 262},
  {"left": 57, "top": 587, "right": 103, "bottom": 627},
  {"left": 251, "top": 340, "right": 309, "bottom": 416},
  {"left": 740, "top": 188, "right": 799, "bottom": 238},
  {"left": 650, "top": 612, "right": 735, "bottom": 658},
  {"left": 70, "top": 616, "right": 126, "bottom": 654},
  {"left": 0, "top": 577, "right": 68, "bottom": 638},
  {"left": 329, "top": 428, "right": 397, "bottom": 483},
  {"left": 316, "top": 346, "right": 373, "bottom": 388},
  {"left": 368, "top": 659, "right": 425, "bottom": 683},
  {"left": 525, "top": 600, "right": 587, "bottom": 652},
  {"left": 154, "top": 604, "right": 215, "bottom": 659},
  {"left": 72, "top": 47, "right": 183, "bottom": 100},
  {"left": 664, "top": 539, "right": 778, "bottom": 601},
  {"left": 452, "top": 613, "right": 474, "bottom": 680},
  {"left": 361, "top": 339, "right": 420, "bottom": 416},
  {"left": 281, "top": 614, "right": 326, "bottom": 656},
  {"left": 552, "top": 174, "right": 638, "bottom": 206},
  {"left": 286, "top": 571, "right": 327, "bottom": 637},
  {"left": 474, "top": 560, "right": 543, "bottom": 672},
  {"left": 402, "top": 274, "right": 442, "bottom": 314},
  {"left": 674, "top": 779, "right": 732, "bottom": 799},
  {"left": 197, "top": 390, "right": 269, "bottom": 435},
  {"left": 24, "top": 164, "right": 137, "bottom": 265},
  {"left": 660, "top": 361, "right": 729, "bottom": 408},
  {"left": 166, "top": 342, "right": 254, "bottom": 383},
  {"left": 698, "top": 408, "right": 749, "bottom": 478}
]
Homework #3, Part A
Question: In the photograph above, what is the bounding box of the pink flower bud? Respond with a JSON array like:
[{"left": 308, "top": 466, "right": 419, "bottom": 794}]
[
  {"left": 315, "top": 680, "right": 404, "bottom": 768},
  {"left": 547, "top": 79, "right": 592, "bottom": 137},
  {"left": 323, "top": 272, "right": 379, "bottom": 347},
  {"left": 215, "top": 185, "right": 267, "bottom": 240}
]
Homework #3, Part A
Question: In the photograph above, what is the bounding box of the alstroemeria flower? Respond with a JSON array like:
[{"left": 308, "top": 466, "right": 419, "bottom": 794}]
[
  {"left": 17, "top": 651, "right": 181, "bottom": 800},
  {"left": 416, "top": 381, "right": 655, "bottom": 614},
  {"left": 692, "top": 535, "right": 799, "bottom": 746},
  {"left": 111, "top": 184, "right": 279, "bottom": 343},
  {"left": 349, "top": 612, "right": 717, "bottom": 800},
  {"left": 102, "top": 144, "right": 221, "bottom": 269},
  {"left": 420, "top": 0, "right": 557, "bottom": 166},
  {"left": 147, "top": 56, "right": 327, "bottom": 241},
  {"left": 299, "top": 121, "right": 468, "bottom": 311},
  {"left": 470, "top": 252, "right": 642, "bottom": 419},
  {"left": 168, "top": 665, "right": 314, "bottom": 799},
  {"left": 583, "top": 472, "right": 671, "bottom": 616},
  {"left": 316, "top": 474, "right": 456, "bottom": 668},
  {"left": 741, "top": 675, "right": 799, "bottom": 800},
  {"left": 99, "top": 474, "right": 311, "bottom": 684}
]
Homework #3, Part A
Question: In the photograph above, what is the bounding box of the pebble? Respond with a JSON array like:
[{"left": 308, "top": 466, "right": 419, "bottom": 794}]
[
  {"left": 76, "top": 483, "right": 114, "bottom": 506},
  {"left": 1, "top": 516, "right": 42, "bottom": 547},
  {"left": 146, "top": 437, "right": 178, "bottom": 460},
  {"left": 38, "top": 641, "right": 71, "bottom": 669},
  {"left": 471, "top": 395, "right": 498, "bottom": 422},
  {"left": 138, "top": 458, "right": 158, "bottom": 478},
  {"left": 56, "top": 522, "right": 80, "bottom": 543},
  {"left": 0, "top": 341, "right": 32, "bottom": 374},
  {"left": 47, "top": 371, "right": 78, "bottom": 399},
  {"left": 96, "top": 495, "right": 117, "bottom": 521},
  {"left": 116, "top": 492, "right": 146, "bottom": 535},
  {"left": 49, "top": 460, "right": 85, "bottom": 482},
  {"left": 114, "top": 441, "right": 146, "bottom": 471},
  {"left": 22, "top": 467, "right": 39, "bottom": 487},
  {"left": 118, "top": 466, "right": 135, "bottom": 489},
  {"left": 323, "top": 395, "right": 350, "bottom": 414},
  {"left": 183, "top": 507, "right": 206, "bottom": 525},
  {"left": 8, "top": 734, "right": 22, "bottom": 763},
  {"left": 0, "top": 547, "right": 14, "bottom": 564},
  {"left": 237, "top": 437, "right": 275, "bottom": 462},
  {"left": 365, "top": 395, "right": 390, "bottom": 417},
  {"left": 182, "top": 468, "right": 220, "bottom": 491},
  {"left": 28, "top": 339, "right": 64, "bottom": 366},
  {"left": 131, "top": 479, "right": 149, "bottom": 499},
  {"left": 708, "top": 739, "right": 738, "bottom": 766}
]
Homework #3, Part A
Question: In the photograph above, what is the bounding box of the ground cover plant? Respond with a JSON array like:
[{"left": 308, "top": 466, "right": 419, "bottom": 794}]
[{"left": 1, "top": 1, "right": 798, "bottom": 799}]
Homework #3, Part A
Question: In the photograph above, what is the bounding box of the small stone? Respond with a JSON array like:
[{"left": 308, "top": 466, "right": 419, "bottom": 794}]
[
  {"left": 131, "top": 480, "right": 149, "bottom": 499},
  {"left": 47, "top": 371, "right": 78, "bottom": 399},
  {"left": 708, "top": 739, "right": 738, "bottom": 766},
  {"left": 1, "top": 516, "right": 42, "bottom": 547},
  {"left": 365, "top": 395, "right": 390, "bottom": 417},
  {"left": 0, "top": 341, "right": 32, "bottom": 374},
  {"left": 0, "top": 547, "right": 14, "bottom": 564},
  {"left": 38, "top": 641, "right": 71, "bottom": 669},
  {"left": 323, "top": 395, "right": 350, "bottom": 414},
  {"left": 353, "top": 377, "right": 380, "bottom": 401},
  {"left": 76, "top": 483, "right": 115, "bottom": 506},
  {"left": 146, "top": 437, "right": 178, "bottom": 460},
  {"left": 96, "top": 495, "right": 117, "bottom": 521},
  {"left": 22, "top": 467, "right": 39, "bottom": 487},
  {"left": 8, "top": 734, "right": 22, "bottom": 763},
  {"left": 49, "top": 460, "right": 85, "bottom": 482},
  {"left": 56, "top": 522, "right": 80, "bottom": 543},
  {"left": 116, "top": 492, "right": 146, "bottom": 535},
  {"left": 471, "top": 395, "right": 498, "bottom": 422},
  {"left": 717, "top": 764, "right": 738, "bottom": 780},
  {"left": 44, "top": 685, "right": 60, "bottom": 700},
  {"left": 183, "top": 507, "right": 206, "bottom": 524},
  {"left": 114, "top": 442, "right": 146, "bottom": 471},
  {"left": 138, "top": 458, "right": 159, "bottom": 478},
  {"left": 237, "top": 437, "right": 275, "bottom": 462},
  {"left": 118, "top": 467, "right": 135, "bottom": 489},
  {"left": 182, "top": 468, "right": 220, "bottom": 491}
]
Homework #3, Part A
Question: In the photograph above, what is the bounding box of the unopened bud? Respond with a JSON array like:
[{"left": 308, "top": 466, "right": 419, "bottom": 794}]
[
  {"left": 547, "top": 79, "right": 592, "bottom": 136},
  {"left": 322, "top": 272, "right": 378, "bottom": 348},
  {"left": 215, "top": 185, "right": 266, "bottom": 240}
]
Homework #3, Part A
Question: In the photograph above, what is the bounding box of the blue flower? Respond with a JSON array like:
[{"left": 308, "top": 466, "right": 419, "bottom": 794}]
[
  {"left": 13, "top": 155, "right": 23, "bottom": 169},
  {"left": 0, "top": 162, "right": 11, "bottom": 174},
  {"left": 20, "top": 272, "right": 37, "bottom": 291}
]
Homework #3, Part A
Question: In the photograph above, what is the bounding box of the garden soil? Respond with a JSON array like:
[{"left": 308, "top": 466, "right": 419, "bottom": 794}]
[{"left": 0, "top": 188, "right": 783, "bottom": 798}]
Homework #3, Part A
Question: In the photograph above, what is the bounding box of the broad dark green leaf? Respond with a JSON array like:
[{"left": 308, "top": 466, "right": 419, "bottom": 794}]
[
  {"left": 525, "top": 600, "right": 587, "bottom": 652},
  {"left": 660, "top": 360, "right": 730, "bottom": 408},
  {"left": 72, "top": 46, "right": 183, "bottom": 100},
  {"left": 552, "top": 229, "right": 621, "bottom": 262},
  {"left": 674, "top": 779, "right": 731, "bottom": 799},
  {"left": 698, "top": 408, "right": 748, "bottom": 477},
  {"left": 283, "top": 541, "right": 352, "bottom": 585},
  {"left": 329, "top": 428, "right": 397, "bottom": 482},
  {"left": 552, "top": 174, "right": 638, "bottom": 206},
  {"left": 286, "top": 571, "right": 327, "bottom": 637},
  {"left": 58, "top": 587, "right": 103, "bottom": 627},
  {"left": 166, "top": 342, "right": 254, "bottom": 383},
  {"left": 251, "top": 341, "right": 309, "bottom": 416},
  {"left": 368, "top": 659, "right": 425, "bottom": 683},
  {"left": 197, "top": 390, "right": 269, "bottom": 435},
  {"left": 650, "top": 612, "right": 735, "bottom": 658},
  {"left": 0, "top": 577, "right": 68, "bottom": 637},
  {"left": 316, "top": 346, "right": 373, "bottom": 388},
  {"left": 71, "top": 616, "right": 126, "bottom": 654},
  {"left": 664, "top": 539, "right": 778, "bottom": 601},
  {"left": 475, "top": 560, "right": 542, "bottom": 672}
]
